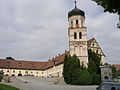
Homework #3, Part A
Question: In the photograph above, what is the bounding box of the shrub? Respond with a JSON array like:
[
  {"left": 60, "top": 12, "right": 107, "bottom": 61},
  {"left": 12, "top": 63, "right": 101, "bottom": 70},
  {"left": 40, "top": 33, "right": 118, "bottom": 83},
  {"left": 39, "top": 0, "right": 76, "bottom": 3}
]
[
  {"left": 0, "top": 76, "right": 3, "bottom": 82},
  {"left": 79, "top": 70, "right": 93, "bottom": 85},
  {"left": 92, "top": 72, "right": 101, "bottom": 85},
  {"left": 70, "top": 69, "right": 81, "bottom": 85}
]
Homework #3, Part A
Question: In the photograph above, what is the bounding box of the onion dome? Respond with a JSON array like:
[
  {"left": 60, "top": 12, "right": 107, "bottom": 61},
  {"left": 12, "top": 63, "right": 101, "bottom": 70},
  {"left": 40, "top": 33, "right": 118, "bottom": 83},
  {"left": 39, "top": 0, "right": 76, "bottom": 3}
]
[{"left": 68, "top": 1, "right": 85, "bottom": 17}]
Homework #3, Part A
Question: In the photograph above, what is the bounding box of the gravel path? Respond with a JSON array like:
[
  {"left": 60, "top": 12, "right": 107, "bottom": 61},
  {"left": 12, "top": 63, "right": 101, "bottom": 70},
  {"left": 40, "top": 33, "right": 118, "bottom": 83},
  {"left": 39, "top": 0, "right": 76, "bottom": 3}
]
[{"left": 1, "top": 76, "right": 97, "bottom": 90}]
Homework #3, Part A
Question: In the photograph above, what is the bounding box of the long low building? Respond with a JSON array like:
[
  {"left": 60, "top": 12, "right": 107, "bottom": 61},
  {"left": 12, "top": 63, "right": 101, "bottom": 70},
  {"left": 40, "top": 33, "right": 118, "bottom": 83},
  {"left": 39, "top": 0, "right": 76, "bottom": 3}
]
[{"left": 0, "top": 51, "right": 69, "bottom": 77}]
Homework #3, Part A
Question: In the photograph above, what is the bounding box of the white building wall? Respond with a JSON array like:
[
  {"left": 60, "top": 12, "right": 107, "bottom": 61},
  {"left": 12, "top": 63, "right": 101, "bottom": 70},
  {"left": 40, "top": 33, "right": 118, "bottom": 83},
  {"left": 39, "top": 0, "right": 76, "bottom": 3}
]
[
  {"left": 0, "top": 68, "right": 44, "bottom": 77},
  {"left": 44, "top": 64, "right": 63, "bottom": 77}
]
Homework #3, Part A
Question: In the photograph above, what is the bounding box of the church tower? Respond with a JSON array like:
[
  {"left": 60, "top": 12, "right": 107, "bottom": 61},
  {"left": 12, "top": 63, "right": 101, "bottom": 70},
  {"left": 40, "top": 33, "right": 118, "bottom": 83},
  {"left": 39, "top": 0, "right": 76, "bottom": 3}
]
[{"left": 68, "top": 1, "right": 88, "bottom": 66}]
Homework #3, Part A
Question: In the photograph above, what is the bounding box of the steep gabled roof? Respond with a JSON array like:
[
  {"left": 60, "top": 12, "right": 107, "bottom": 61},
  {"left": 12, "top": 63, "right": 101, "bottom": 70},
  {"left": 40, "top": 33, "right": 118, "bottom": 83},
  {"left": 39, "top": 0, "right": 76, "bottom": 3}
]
[{"left": 87, "top": 38, "right": 105, "bottom": 56}]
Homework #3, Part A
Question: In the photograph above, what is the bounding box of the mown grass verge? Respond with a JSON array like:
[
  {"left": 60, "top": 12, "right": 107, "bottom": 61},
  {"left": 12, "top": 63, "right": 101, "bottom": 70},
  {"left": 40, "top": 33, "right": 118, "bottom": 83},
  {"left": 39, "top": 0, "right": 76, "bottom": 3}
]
[{"left": 0, "top": 84, "right": 20, "bottom": 90}]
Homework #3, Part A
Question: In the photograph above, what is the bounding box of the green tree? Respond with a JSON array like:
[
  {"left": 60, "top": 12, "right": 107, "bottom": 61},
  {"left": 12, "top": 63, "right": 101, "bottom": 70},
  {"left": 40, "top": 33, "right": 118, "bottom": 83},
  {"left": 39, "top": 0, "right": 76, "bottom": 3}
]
[
  {"left": 88, "top": 49, "right": 101, "bottom": 74},
  {"left": 63, "top": 50, "right": 102, "bottom": 85},
  {"left": 79, "top": 70, "right": 93, "bottom": 85},
  {"left": 92, "top": 72, "right": 101, "bottom": 85},
  {"left": 63, "top": 55, "right": 81, "bottom": 84},
  {"left": 88, "top": 49, "right": 101, "bottom": 84},
  {"left": 92, "top": 0, "right": 120, "bottom": 15},
  {"left": 63, "top": 55, "right": 70, "bottom": 84},
  {"left": 70, "top": 68, "right": 81, "bottom": 85},
  {"left": 63, "top": 55, "right": 93, "bottom": 85}
]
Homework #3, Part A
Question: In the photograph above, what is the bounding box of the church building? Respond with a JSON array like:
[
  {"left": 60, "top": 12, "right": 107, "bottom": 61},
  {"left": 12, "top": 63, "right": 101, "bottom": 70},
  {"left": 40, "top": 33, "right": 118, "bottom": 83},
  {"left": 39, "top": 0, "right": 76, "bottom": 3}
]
[{"left": 0, "top": 2, "right": 105, "bottom": 77}]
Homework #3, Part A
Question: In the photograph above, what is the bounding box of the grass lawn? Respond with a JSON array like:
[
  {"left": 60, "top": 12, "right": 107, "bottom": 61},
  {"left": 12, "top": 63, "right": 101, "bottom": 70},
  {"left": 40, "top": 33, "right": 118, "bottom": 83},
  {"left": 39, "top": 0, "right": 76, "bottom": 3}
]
[{"left": 0, "top": 84, "right": 20, "bottom": 90}]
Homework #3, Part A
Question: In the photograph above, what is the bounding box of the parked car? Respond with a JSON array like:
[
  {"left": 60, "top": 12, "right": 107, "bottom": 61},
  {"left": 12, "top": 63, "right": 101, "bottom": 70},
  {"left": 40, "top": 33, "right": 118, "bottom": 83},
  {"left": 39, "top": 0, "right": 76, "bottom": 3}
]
[{"left": 96, "top": 81, "right": 120, "bottom": 90}]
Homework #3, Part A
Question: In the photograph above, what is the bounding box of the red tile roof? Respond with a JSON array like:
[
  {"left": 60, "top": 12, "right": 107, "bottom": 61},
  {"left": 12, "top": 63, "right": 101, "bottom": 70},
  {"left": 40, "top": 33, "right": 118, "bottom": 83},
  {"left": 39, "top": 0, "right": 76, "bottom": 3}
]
[
  {"left": 112, "top": 64, "right": 120, "bottom": 71},
  {"left": 0, "top": 59, "right": 47, "bottom": 70},
  {"left": 0, "top": 51, "right": 69, "bottom": 70}
]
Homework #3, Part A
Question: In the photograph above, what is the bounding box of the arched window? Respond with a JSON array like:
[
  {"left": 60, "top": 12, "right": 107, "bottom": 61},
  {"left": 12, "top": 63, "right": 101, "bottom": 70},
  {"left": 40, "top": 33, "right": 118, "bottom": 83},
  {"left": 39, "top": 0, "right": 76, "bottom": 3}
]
[
  {"left": 76, "top": 20, "right": 78, "bottom": 24},
  {"left": 79, "top": 32, "right": 82, "bottom": 39},
  {"left": 81, "top": 20, "right": 83, "bottom": 27},
  {"left": 74, "top": 32, "right": 77, "bottom": 39},
  {"left": 71, "top": 21, "right": 73, "bottom": 27},
  {"left": 76, "top": 20, "right": 79, "bottom": 27}
]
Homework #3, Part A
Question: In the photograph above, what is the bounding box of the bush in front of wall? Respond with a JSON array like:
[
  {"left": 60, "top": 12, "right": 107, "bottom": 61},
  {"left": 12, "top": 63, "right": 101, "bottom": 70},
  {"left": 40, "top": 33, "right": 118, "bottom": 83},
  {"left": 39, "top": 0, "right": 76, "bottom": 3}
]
[
  {"left": 92, "top": 72, "right": 101, "bottom": 85},
  {"left": 78, "top": 70, "right": 93, "bottom": 85}
]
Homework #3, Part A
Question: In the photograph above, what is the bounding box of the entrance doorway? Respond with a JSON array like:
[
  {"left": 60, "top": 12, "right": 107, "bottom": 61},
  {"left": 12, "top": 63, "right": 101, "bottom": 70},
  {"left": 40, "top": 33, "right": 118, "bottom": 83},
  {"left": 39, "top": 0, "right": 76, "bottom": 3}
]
[{"left": 18, "top": 73, "right": 22, "bottom": 76}]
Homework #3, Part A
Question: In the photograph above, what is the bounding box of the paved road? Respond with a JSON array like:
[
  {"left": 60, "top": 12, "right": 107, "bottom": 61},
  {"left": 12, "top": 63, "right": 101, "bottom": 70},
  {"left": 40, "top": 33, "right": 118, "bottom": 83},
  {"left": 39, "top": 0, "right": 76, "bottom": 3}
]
[{"left": 1, "top": 76, "right": 97, "bottom": 90}]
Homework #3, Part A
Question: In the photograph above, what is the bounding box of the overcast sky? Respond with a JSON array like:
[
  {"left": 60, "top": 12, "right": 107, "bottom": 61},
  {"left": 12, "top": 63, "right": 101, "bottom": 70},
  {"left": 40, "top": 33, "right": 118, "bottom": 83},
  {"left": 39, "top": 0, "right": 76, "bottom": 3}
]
[{"left": 0, "top": 0, "right": 119, "bottom": 64}]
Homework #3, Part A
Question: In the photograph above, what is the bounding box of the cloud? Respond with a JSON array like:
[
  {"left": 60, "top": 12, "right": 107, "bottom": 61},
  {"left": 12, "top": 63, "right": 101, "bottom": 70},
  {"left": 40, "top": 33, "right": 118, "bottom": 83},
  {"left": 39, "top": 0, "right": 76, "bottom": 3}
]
[{"left": 0, "top": 0, "right": 119, "bottom": 64}]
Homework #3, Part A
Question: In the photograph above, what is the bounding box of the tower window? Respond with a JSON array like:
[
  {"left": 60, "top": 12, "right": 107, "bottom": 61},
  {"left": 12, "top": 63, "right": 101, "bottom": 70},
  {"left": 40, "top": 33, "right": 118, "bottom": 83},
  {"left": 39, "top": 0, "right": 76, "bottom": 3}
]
[
  {"left": 74, "top": 32, "right": 77, "bottom": 39},
  {"left": 76, "top": 20, "right": 79, "bottom": 27},
  {"left": 76, "top": 20, "right": 78, "bottom": 24},
  {"left": 81, "top": 20, "right": 83, "bottom": 27},
  {"left": 71, "top": 21, "right": 73, "bottom": 27},
  {"left": 79, "top": 32, "right": 82, "bottom": 39}
]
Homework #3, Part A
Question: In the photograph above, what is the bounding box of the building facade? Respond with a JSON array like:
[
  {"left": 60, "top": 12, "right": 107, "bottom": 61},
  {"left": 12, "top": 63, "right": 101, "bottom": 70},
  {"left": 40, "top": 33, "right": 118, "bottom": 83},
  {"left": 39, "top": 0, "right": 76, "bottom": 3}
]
[{"left": 0, "top": 3, "right": 106, "bottom": 77}]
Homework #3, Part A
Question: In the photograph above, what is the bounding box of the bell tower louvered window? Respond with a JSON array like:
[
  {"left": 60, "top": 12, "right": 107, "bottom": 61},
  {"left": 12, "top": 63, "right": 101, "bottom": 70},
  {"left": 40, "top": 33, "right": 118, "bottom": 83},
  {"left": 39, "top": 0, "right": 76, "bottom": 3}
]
[
  {"left": 74, "top": 32, "right": 77, "bottom": 39},
  {"left": 79, "top": 32, "right": 82, "bottom": 39}
]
